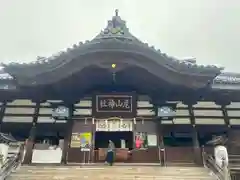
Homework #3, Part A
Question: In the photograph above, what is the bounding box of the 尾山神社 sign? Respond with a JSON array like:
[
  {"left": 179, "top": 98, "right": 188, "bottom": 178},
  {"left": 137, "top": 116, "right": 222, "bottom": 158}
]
[
  {"left": 97, "top": 95, "right": 132, "bottom": 112},
  {"left": 92, "top": 93, "right": 136, "bottom": 118}
]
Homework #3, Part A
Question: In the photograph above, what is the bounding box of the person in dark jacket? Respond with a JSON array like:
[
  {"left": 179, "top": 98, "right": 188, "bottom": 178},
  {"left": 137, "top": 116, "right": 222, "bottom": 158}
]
[{"left": 105, "top": 140, "right": 115, "bottom": 166}]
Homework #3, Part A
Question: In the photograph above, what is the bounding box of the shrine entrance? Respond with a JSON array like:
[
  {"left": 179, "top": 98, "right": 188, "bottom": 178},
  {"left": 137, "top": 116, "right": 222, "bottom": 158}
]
[
  {"left": 94, "top": 119, "right": 134, "bottom": 162},
  {"left": 94, "top": 131, "right": 133, "bottom": 149}
]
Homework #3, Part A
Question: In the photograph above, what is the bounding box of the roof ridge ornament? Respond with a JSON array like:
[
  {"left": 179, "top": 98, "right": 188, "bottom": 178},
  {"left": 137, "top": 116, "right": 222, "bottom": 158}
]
[
  {"left": 115, "top": 9, "right": 119, "bottom": 16},
  {"left": 93, "top": 9, "right": 138, "bottom": 41}
]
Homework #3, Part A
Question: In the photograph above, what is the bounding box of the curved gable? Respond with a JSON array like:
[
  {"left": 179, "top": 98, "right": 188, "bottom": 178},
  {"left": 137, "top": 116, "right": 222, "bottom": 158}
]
[{"left": 2, "top": 10, "right": 222, "bottom": 88}]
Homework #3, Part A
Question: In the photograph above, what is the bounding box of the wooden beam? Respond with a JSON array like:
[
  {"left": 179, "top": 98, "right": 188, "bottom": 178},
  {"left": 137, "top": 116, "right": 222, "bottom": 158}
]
[
  {"left": 61, "top": 105, "right": 74, "bottom": 164},
  {"left": 221, "top": 105, "right": 230, "bottom": 127},
  {"left": 188, "top": 104, "right": 195, "bottom": 126},
  {"left": 187, "top": 104, "right": 202, "bottom": 165},
  {"left": 157, "top": 120, "right": 165, "bottom": 166},
  {"left": 191, "top": 128, "right": 202, "bottom": 165}
]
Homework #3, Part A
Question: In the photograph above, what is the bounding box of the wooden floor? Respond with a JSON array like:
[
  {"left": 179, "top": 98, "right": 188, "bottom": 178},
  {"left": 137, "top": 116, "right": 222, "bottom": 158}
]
[{"left": 7, "top": 165, "right": 216, "bottom": 180}]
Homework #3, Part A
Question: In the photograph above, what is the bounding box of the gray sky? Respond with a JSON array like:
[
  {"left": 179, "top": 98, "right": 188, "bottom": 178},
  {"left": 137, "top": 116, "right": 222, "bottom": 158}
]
[{"left": 0, "top": 0, "right": 239, "bottom": 72}]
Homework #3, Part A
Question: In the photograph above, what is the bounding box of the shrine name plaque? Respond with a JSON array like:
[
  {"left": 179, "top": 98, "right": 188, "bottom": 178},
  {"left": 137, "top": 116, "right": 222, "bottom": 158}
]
[{"left": 92, "top": 93, "right": 137, "bottom": 118}]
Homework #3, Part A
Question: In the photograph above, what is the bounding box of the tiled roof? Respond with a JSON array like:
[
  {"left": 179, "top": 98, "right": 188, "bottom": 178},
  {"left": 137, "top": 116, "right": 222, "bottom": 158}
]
[
  {"left": 0, "top": 66, "right": 13, "bottom": 79},
  {"left": 1, "top": 62, "right": 240, "bottom": 90},
  {"left": 213, "top": 72, "right": 240, "bottom": 84},
  {"left": 2, "top": 10, "right": 223, "bottom": 77}
]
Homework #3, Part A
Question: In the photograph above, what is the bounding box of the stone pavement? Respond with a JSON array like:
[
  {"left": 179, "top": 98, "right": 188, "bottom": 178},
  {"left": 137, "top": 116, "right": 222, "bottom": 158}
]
[{"left": 7, "top": 165, "right": 216, "bottom": 180}]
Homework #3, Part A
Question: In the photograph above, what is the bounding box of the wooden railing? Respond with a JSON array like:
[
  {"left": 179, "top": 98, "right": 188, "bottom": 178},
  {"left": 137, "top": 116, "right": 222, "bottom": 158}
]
[
  {"left": 0, "top": 133, "right": 24, "bottom": 180},
  {"left": 0, "top": 144, "right": 24, "bottom": 180},
  {"left": 165, "top": 147, "right": 195, "bottom": 163},
  {"left": 229, "top": 155, "right": 240, "bottom": 180},
  {"left": 202, "top": 146, "right": 231, "bottom": 180}
]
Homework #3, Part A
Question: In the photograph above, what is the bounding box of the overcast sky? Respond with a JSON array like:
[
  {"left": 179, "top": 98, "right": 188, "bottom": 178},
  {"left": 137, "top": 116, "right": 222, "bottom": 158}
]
[{"left": 0, "top": 0, "right": 239, "bottom": 72}]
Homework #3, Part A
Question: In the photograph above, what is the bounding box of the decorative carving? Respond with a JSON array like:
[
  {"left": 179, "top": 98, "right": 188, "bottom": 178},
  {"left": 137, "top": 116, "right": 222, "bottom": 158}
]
[
  {"left": 94, "top": 9, "right": 137, "bottom": 41},
  {"left": 207, "top": 135, "right": 228, "bottom": 146},
  {"left": 52, "top": 106, "right": 70, "bottom": 120}
]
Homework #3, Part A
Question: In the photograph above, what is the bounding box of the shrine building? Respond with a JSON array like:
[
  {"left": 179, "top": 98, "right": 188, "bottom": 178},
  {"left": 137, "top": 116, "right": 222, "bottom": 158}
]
[{"left": 0, "top": 10, "right": 240, "bottom": 165}]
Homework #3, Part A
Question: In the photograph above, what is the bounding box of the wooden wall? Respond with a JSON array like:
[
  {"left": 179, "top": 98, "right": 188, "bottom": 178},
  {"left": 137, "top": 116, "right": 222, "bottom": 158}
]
[
  {"left": 0, "top": 99, "right": 239, "bottom": 128},
  {"left": 0, "top": 98, "right": 239, "bottom": 164}
]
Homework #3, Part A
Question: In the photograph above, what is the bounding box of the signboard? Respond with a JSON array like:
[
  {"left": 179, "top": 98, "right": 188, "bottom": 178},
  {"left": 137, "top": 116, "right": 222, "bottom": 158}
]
[
  {"left": 70, "top": 132, "right": 92, "bottom": 149},
  {"left": 80, "top": 132, "right": 92, "bottom": 151},
  {"left": 92, "top": 93, "right": 136, "bottom": 118},
  {"left": 70, "top": 133, "right": 81, "bottom": 148},
  {"left": 97, "top": 95, "right": 132, "bottom": 112},
  {"left": 147, "top": 134, "right": 157, "bottom": 146},
  {"left": 80, "top": 132, "right": 91, "bottom": 146}
]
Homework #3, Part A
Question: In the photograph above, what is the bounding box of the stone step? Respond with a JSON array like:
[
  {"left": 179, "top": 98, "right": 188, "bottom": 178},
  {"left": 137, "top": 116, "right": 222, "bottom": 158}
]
[
  {"left": 7, "top": 166, "right": 215, "bottom": 180},
  {"left": 19, "top": 166, "right": 208, "bottom": 171},
  {"left": 14, "top": 170, "right": 210, "bottom": 175},
  {"left": 7, "top": 175, "right": 215, "bottom": 180},
  {"left": 7, "top": 176, "right": 215, "bottom": 180},
  {"left": 13, "top": 172, "right": 211, "bottom": 176}
]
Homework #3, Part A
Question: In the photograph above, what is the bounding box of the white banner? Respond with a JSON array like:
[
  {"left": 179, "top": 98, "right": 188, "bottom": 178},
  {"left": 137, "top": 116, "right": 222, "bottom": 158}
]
[
  {"left": 109, "top": 120, "right": 120, "bottom": 131},
  {"left": 147, "top": 134, "right": 157, "bottom": 146},
  {"left": 119, "top": 120, "right": 133, "bottom": 131},
  {"left": 96, "top": 120, "right": 109, "bottom": 131},
  {"left": 96, "top": 120, "right": 133, "bottom": 131},
  {"left": 32, "top": 148, "right": 62, "bottom": 164}
]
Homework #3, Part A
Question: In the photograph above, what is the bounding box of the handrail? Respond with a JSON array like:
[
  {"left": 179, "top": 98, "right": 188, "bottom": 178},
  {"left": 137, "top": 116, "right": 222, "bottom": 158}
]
[
  {"left": 0, "top": 143, "right": 24, "bottom": 180},
  {"left": 202, "top": 146, "right": 230, "bottom": 180},
  {"left": 229, "top": 154, "right": 240, "bottom": 168},
  {"left": 0, "top": 134, "right": 24, "bottom": 180},
  {"left": 228, "top": 154, "right": 240, "bottom": 180}
]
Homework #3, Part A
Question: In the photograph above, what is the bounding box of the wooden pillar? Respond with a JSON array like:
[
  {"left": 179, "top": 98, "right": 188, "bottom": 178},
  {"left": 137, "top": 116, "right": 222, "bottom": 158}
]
[
  {"left": 188, "top": 104, "right": 202, "bottom": 165},
  {"left": 227, "top": 130, "right": 240, "bottom": 154},
  {"left": 23, "top": 125, "right": 36, "bottom": 164},
  {"left": 0, "top": 102, "right": 6, "bottom": 131},
  {"left": 221, "top": 105, "right": 230, "bottom": 127},
  {"left": 158, "top": 125, "right": 165, "bottom": 166},
  {"left": 221, "top": 104, "right": 231, "bottom": 143},
  {"left": 23, "top": 101, "right": 40, "bottom": 164},
  {"left": 192, "top": 128, "right": 202, "bottom": 165},
  {"left": 61, "top": 105, "right": 73, "bottom": 164}
]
